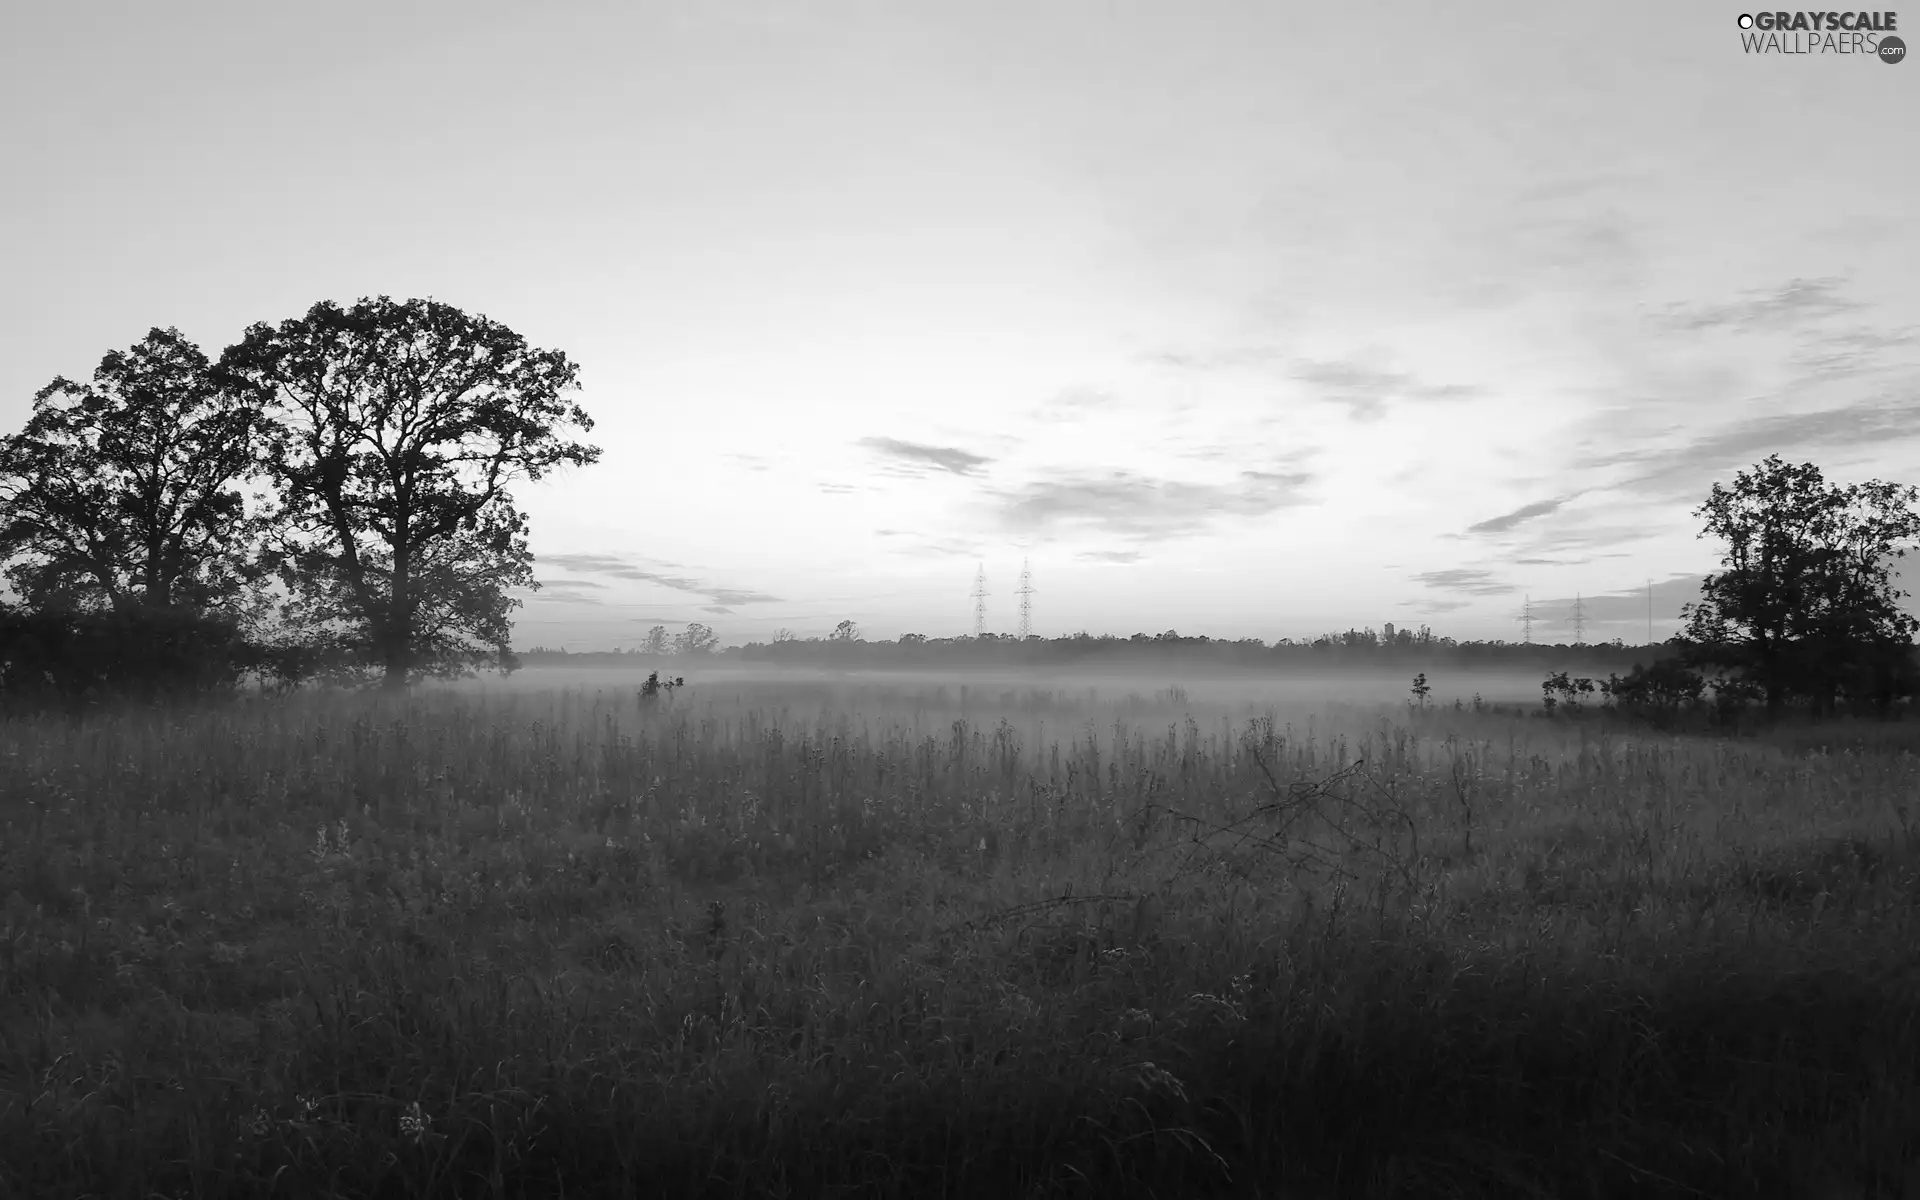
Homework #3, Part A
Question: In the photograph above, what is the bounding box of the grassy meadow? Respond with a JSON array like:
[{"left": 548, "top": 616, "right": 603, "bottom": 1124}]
[{"left": 1, "top": 670, "right": 1918, "bottom": 1198}]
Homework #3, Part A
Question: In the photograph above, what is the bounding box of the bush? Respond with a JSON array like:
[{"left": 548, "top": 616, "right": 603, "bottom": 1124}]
[
  {"left": 0, "top": 604, "right": 256, "bottom": 713},
  {"left": 639, "top": 671, "right": 685, "bottom": 706}
]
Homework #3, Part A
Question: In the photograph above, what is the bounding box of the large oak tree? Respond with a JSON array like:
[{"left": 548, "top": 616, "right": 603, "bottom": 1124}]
[
  {"left": 0, "top": 327, "right": 265, "bottom": 614},
  {"left": 221, "top": 297, "right": 599, "bottom": 688},
  {"left": 1681, "top": 455, "right": 1920, "bottom": 713}
]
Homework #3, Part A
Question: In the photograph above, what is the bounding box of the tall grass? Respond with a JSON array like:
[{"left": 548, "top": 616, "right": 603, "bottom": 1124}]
[{"left": 1, "top": 679, "right": 1916, "bottom": 1198}]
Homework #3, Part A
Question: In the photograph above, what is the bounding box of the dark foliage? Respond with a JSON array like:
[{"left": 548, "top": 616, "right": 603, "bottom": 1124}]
[
  {"left": 0, "top": 327, "right": 266, "bottom": 613},
  {"left": 1682, "top": 455, "right": 1920, "bottom": 715},
  {"left": 218, "top": 296, "right": 599, "bottom": 690},
  {"left": 0, "top": 604, "right": 258, "bottom": 713}
]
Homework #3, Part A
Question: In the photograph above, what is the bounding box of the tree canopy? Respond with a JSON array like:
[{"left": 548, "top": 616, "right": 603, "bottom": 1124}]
[
  {"left": 1682, "top": 454, "right": 1920, "bottom": 713},
  {"left": 219, "top": 296, "right": 600, "bottom": 688},
  {"left": 0, "top": 327, "right": 265, "bottom": 614}
]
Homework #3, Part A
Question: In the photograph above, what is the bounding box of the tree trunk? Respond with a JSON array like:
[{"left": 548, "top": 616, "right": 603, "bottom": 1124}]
[
  {"left": 384, "top": 534, "right": 412, "bottom": 690},
  {"left": 382, "top": 648, "right": 408, "bottom": 691}
]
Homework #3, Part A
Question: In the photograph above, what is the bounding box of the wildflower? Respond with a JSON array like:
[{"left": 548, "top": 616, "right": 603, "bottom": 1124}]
[
  {"left": 400, "top": 1099, "right": 432, "bottom": 1144},
  {"left": 1123, "top": 1060, "right": 1188, "bottom": 1101}
]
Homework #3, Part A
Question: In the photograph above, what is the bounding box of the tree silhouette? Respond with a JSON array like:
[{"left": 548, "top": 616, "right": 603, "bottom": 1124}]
[
  {"left": 1681, "top": 455, "right": 1920, "bottom": 714},
  {"left": 221, "top": 297, "right": 599, "bottom": 689},
  {"left": 0, "top": 327, "right": 265, "bottom": 614},
  {"left": 673, "top": 622, "right": 718, "bottom": 656}
]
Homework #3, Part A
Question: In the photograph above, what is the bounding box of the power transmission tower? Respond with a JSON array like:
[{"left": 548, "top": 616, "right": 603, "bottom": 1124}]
[
  {"left": 1015, "top": 558, "right": 1035, "bottom": 640},
  {"left": 971, "top": 563, "right": 989, "bottom": 638},
  {"left": 1572, "top": 593, "right": 1587, "bottom": 645},
  {"left": 1520, "top": 594, "right": 1534, "bottom": 645}
]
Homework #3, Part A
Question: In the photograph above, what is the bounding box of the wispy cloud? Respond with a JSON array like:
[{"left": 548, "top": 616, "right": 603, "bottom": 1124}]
[
  {"left": 1508, "top": 523, "right": 1661, "bottom": 559},
  {"left": 1410, "top": 568, "right": 1517, "bottom": 596},
  {"left": 994, "top": 465, "right": 1315, "bottom": 541},
  {"left": 1290, "top": 355, "right": 1481, "bottom": 422},
  {"left": 537, "top": 553, "right": 782, "bottom": 606},
  {"left": 1140, "top": 345, "right": 1285, "bottom": 372},
  {"left": 1527, "top": 574, "right": 1704, "bottom": 636},
  {"left": 707, "top": 587, "right": 783, "bottom": 605},
  {"left": 1030, "top": 386, "right": 1121, "bottom": 423},
  {"left": 1078, "top": 549, "right": 1144, "bottom": 564},
  {"left": 1788, "top": 324, "right": 1919, "bottom": 384},
  {"left": 1579, "top": 395, "right": 1920, "bottom": 497},
  {"left": 1399, "top": 598, "right": 1474, "bottom": 613},
  {"left": 856, "top": 436, "right": 994, "bottom": 477},
  {"left": 701, "top": 605, "right": 733, "bottom": 614},
  {"left": 1141, "top": 344, "right": 1480, "bottom": 422},
  {"left": 512, "top": 579, "right": 608, "bottom": 606},
  {"left": 1466, "top": 494, "right": 1581, "bottom": 536},
  {"left": 888, "top": 536, "right": 983, "bottom": 559},
  {"left": 1650, "top": 276, "right": 1864, "bottom": 333}
]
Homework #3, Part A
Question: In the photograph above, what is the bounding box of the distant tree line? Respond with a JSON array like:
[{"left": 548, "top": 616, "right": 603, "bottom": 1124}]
[
  {"left": 0, "top": 300, "right": 599, "bottom": 711},
  {"left": 530, "top": 457, "right": 1920, "bottom": 723},
  {"left": 519, "top": 627, "right": 1662, "bottom": 672}
]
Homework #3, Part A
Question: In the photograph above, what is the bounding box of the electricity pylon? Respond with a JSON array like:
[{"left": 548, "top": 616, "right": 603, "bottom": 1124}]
[
  {"left": 971, "top": 563, "right": 989, "bottom": 637},
  {"left": 1016, "top": 559, "right": 1035, "bottom": 639}
]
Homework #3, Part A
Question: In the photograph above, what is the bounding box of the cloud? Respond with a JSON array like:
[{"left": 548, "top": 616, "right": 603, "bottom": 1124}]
[
  {"left": 1140, "top": 345, "right": 1285, "bottom": 372},
  {"left": 701, "top": 605, "right": 733, "bottom": 615},
  {"left": 511, "top": 579, "right": 607, "bottom": 606},
  {"left": 888, "top": 536, "right": 983, "bottom": 559},
  {"left": 1651, "top": 277, "right": 1864, "bottom": 333},
  {"left": 1508, "top": 523, "right": 1660, "bottom": 559},
  {"left": 1078, "top": 550, "right": 1144, "bottom": 564},
  {"left": 1289, "top": 355, "right": 1481, "bottom": 422},
  {"left": 1466, "top": 494, "right": 1581, "bottom": 536},
  {"left": 1527, "top": 574, "right": 1704, "bottom": 637},
  {"left": 1398, "top": 598, "right": 1474, "bottom": 613},
  {"left": 706, "top": 587, "right": 783, "bottom": 605},
  {"left": 1410, "top": 568, "right": 1517, "bottom": 596},
  {"left": 537, "top": 553, "right": 782, "bottom": 606},
  {"left": 994, "top": 466, "right": 1315, "bottom": 541},
  {"left": 1140, "top": 341, "right": 1479, "bottom": 422},
  {"left": 817, "top": 482, "right": 862, "bottom": 494},
  {"left": 1579, "top": 395, "right": 1920, "bottom": 497},
  {"left": 1788, "top": 324, "right": 1920, "bottom": 384},
  {"left": 1030, "top": 386, "right": 1121, "bottom": 423},
  {"left": 856, "top": 437, "right": 994, "bottom": 477}
]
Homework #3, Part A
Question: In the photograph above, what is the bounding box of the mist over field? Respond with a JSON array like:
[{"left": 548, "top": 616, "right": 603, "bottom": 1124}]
[{"left": 479, "top": 663, "right": 1557, "bottom": 708}]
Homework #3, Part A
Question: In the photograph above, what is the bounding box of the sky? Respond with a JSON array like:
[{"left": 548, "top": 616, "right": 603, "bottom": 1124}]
[{"left": 2, "top": 1, "right": 1915, "bottom": 649}]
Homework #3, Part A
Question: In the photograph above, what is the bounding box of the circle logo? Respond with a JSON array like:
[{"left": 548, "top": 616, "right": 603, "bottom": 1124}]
[
  {"left": 1737, "top": 13, "right": 1754, "bottom": 28},
  {"left": 1881, "top": 35, "right": 1907, "bottom": 63}
]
